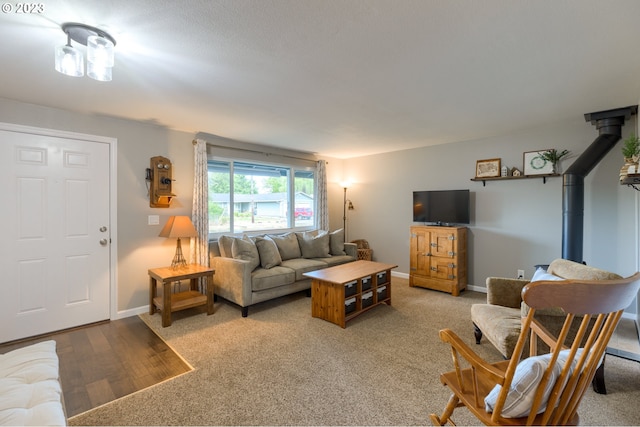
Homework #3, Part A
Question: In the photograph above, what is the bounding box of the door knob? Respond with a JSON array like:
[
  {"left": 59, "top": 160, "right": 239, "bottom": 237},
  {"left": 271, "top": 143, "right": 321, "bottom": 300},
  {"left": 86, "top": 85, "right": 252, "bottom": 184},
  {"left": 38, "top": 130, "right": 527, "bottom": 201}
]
[{"left": 99, "top": 239, "right": 108, "bottom": 246}]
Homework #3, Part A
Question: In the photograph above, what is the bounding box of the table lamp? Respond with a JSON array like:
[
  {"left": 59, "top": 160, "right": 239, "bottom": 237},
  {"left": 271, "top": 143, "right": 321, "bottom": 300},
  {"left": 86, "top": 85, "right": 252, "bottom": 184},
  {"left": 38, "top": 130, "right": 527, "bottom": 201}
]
[{"left": 158, "top": 215, "right": 198, "bottom": 268}]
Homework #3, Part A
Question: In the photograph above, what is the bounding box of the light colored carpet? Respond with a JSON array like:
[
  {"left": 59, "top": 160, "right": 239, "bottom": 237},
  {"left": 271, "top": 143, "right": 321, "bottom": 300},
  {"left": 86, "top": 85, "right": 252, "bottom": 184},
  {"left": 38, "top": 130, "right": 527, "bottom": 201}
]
[{"left": 69, "top": 277, "right": 640, "bottom": 426}]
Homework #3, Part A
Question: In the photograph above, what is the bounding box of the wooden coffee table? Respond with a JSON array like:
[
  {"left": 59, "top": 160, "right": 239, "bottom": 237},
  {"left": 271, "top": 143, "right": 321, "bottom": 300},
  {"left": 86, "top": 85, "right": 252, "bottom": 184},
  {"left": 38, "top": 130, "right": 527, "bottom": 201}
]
[{"left": 303, "top": 260, "right": 397, "bottom": 328}]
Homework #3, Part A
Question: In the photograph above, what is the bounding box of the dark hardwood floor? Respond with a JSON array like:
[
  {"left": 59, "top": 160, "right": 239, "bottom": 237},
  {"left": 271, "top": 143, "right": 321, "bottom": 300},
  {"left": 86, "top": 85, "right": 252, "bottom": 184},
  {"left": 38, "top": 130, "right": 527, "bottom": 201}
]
[{"left": 0, "top": 316, "right": 191, "bottom": 418}]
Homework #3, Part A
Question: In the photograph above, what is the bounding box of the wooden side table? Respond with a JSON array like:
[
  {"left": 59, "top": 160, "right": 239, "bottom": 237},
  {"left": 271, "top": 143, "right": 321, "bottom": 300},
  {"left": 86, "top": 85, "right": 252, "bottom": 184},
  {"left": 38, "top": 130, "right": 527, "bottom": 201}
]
[{"left": 148, "top": 264, "right": 215, "bottom": 327}]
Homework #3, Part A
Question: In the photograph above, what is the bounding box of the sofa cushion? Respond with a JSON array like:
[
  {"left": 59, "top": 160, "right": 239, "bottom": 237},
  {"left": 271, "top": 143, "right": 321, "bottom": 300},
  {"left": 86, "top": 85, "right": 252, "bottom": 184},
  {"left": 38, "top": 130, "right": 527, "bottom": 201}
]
[
  {"left": 255, "top": 236, "right": 282, "bottom": 269},
  {"left": 0, "top": 340, "right": 66, "bottom": 426},
  {"left": 296, "top": 230, "right": 330, "bottom": 258},
  {"left": 281, "top": 258, "right": 328, "bottom": 281},
  {"left": 251, "top": 266, "right": 296, "bottom": 292},
  {"left": 329, "top": 229, "right": 346, "bottom": 255},
  {"left": 231, "top": 235, "right": 260, "bottom": 271},
  {"left": 269, "top": 232, "right": 302, "bottom": 260},
  {"left": 471, "top": 303, "right": 521, "bottom": 358},
  {"left": 314, "top": 254, "right": 355, "bottom": 267}
]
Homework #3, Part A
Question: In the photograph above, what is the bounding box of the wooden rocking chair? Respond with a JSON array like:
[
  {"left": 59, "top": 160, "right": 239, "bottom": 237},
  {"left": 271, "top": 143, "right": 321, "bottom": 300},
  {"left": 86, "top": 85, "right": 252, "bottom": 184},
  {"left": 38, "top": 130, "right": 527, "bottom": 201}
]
[{"left": 430, "top": 271, "right": 640, "bottom": 426}]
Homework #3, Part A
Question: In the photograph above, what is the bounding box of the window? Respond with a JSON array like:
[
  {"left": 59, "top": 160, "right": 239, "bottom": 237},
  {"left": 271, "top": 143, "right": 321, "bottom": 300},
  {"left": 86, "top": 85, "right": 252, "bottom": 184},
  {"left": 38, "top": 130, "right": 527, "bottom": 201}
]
[{"left": 208, "top": 159, "right": 316, "bottom": 235}]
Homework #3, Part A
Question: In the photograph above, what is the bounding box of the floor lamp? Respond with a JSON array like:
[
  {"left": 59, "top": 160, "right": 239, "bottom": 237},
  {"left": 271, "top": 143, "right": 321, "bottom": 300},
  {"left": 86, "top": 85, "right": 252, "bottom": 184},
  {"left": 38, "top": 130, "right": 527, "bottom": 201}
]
[{"left": 342, "top": 185, "right": 354, "bottom": 242}]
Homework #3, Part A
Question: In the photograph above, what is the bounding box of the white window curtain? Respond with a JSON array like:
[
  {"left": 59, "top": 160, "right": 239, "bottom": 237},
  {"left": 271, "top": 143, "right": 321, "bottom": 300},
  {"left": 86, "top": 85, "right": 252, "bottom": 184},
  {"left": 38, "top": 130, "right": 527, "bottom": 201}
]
[
  {"left": 316, "top": 160, "right": 329, "bottom": 230},
  {"left": 190, "top": 139, "right": 209, "bottom": 291}
]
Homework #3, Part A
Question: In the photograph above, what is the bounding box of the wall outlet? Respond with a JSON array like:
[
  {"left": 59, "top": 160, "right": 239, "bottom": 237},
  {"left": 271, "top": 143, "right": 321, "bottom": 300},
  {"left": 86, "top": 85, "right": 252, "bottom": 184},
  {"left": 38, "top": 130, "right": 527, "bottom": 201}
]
[{"left": 517, "top": 269, "right": 525, "bottom": 279}]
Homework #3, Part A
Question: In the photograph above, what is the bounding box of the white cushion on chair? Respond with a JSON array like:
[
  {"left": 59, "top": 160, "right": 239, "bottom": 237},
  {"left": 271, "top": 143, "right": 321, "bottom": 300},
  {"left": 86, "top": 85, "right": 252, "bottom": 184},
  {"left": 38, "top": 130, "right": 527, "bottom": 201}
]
[{"left": 485, "top": 349, "right": 577, "bottom": 418}]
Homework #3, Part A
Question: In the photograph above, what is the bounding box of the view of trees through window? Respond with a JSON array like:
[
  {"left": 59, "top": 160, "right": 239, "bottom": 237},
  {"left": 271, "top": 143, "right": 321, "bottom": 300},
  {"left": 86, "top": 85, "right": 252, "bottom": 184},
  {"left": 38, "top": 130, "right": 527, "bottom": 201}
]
[{"left": 208, "top": 160, "right": 315, "bottom": 234}]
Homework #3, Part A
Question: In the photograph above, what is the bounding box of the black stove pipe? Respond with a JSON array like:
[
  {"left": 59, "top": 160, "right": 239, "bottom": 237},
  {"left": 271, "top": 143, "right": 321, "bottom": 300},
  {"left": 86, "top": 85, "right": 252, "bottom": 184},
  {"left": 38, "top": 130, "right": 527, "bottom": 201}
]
[{"left": 562, "top": 106, "right": 637, "bottom": 263}]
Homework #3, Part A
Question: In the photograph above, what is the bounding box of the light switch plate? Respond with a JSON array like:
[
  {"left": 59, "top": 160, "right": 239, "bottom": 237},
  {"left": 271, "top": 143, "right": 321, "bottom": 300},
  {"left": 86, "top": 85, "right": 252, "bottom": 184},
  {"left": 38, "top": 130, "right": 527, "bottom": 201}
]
[{"left": 148, "top": 215, "right": 160, "bottom": 225}]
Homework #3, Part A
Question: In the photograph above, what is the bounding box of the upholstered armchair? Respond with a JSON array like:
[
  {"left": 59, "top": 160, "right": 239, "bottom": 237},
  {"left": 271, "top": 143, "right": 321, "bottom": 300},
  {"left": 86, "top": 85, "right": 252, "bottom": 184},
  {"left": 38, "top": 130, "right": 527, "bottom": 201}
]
[{"left": 470, "top": 258, "right": 623, "bottom": 394}]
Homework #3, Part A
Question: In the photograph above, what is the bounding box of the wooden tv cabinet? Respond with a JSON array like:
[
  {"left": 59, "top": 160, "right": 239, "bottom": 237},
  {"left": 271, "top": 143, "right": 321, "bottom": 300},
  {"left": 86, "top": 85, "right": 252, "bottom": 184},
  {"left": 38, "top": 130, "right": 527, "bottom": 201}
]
[{"left": 409, "top": 225, "right": 467, "bottom": 296}]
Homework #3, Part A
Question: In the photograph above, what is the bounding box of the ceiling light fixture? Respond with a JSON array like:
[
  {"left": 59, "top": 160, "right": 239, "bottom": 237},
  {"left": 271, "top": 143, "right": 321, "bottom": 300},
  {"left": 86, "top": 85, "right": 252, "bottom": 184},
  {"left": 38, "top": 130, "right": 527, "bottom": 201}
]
[{"left": 54, "top": 22, "right": 116, "bottom": 81}]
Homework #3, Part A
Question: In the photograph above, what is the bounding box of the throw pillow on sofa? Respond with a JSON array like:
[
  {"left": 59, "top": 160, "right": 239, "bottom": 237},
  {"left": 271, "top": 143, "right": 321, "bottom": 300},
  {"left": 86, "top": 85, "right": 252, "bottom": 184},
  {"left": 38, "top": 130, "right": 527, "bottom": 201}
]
[
  {"left": 218, "top": 234, "right": 236, "bottom": 258},
  {"left": 329, "top": 228, "right": 346, "bottom": 255},
  {"left": 231, "top": 235, "right": 260, "bottom": 271},
  {"left": 269, "top": 232, "right": 302, "bottom": 260},
  {"left": 296, "top": 230, "right": 331, "bottom": 258},
  {"left": 255, "top": 235, "right": 282, "bottom": 269}
]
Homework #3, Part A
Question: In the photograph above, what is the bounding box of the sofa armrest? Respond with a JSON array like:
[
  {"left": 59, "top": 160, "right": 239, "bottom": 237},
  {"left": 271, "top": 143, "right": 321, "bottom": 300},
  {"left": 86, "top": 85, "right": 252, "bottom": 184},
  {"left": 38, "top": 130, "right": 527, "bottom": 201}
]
[
  {"left": 344, "top": 242, "right": 357, "bottom": 258},
  {"left": 211, "top": 256, "right": 253, "bottom": 307},
  {"left": 485, "top": 277, "right": 529, "bottom": 308}
]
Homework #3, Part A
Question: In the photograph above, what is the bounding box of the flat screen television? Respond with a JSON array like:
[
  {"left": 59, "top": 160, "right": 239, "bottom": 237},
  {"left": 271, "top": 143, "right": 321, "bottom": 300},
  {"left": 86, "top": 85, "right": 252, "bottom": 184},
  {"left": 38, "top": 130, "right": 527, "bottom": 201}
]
[{"left": 413, "top": 189, "right": 470, "bottom": 225}]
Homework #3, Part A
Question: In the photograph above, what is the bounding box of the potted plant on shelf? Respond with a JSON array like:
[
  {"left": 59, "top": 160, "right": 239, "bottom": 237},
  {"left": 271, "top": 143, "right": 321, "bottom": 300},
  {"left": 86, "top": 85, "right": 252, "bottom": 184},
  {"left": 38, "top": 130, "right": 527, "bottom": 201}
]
[
  {"left": 620, "top": 134, "right": 640, "bottom": 181},
  {"left": 539, "top": 149, "right": 569, "bottom": 174}
]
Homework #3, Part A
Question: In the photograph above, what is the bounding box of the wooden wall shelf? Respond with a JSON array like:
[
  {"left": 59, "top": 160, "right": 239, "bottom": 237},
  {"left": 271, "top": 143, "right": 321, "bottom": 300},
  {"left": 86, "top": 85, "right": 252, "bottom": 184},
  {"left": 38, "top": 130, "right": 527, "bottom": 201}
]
[
  {"left": 471, "top": 174, "right": 560, "bottom": 186},
  {"left": 621, "top": 175, "right": 640, "bottom": 191}
]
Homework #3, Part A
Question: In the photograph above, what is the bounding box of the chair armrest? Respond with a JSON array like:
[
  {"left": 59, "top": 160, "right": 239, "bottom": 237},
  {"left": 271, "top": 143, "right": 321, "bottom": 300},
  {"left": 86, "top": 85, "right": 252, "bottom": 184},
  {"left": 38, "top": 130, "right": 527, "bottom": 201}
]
[
  {"left": 439, "top": 328, "right": 506, "bottom": 385},
  {"left": 211, "top": 256, "right": 253, "bottom": 306},
  {"left": 485, "top": 277, "right": 529, "bottom": 308}
]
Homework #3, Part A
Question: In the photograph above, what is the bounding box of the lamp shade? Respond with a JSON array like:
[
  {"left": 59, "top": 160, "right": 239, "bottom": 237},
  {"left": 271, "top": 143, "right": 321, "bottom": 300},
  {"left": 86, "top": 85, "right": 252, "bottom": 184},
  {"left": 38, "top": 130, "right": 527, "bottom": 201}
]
[
  {"left": 158, "top": 216, "right": 198, "bottom": 238},
  {"left": 87, "top": 61, "right": 112, "bottom": 81},
  {"left": 86, "top": 35, "right": 114, "bottom": 81},
  {"left": 87, "top": 35, "right": 114, "bottom": 67},
  {"left": 55, "top": 44, "right": 84, "bottom": 77}
]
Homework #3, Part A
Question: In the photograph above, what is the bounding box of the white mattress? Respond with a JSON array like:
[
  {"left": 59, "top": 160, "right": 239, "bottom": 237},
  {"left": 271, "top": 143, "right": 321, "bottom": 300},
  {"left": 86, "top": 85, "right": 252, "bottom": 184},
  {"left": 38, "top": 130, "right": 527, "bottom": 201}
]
[{"left": 0, "top": 340, "right": 66, "bottom": 426}]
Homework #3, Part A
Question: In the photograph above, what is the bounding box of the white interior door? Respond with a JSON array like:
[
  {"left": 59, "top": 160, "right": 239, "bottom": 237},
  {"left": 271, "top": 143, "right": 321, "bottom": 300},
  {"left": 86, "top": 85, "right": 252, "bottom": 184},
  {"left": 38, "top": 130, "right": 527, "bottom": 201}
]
[{"left": 0, "top": 127, "right": 112, "bottom": 343}]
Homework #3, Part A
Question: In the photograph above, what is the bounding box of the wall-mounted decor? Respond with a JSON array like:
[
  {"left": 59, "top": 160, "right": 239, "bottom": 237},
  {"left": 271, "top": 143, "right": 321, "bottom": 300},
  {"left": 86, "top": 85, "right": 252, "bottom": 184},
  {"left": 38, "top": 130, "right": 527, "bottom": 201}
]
[
  {"left": 475, "top": 158, "right": 501, "bottom": 178},
  {"left": 523, "top": 150, "right": 554, "bottom": 175},
  {"left": 147, "top": 156, "right": 175, "bottom": 208}
]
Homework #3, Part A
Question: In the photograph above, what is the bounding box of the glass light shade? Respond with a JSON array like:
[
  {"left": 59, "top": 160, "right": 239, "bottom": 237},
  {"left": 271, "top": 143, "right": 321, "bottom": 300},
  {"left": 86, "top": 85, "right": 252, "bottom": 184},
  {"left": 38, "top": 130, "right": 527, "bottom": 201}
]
[
  {"left": 87, "top": 35, "right": 114, "bottom": 67},
  {"left": 54, "top": 44, "right": 84, "bottom": 77},
  {"left": 87, "top": 61, "right": 112, "bottom": 82}
]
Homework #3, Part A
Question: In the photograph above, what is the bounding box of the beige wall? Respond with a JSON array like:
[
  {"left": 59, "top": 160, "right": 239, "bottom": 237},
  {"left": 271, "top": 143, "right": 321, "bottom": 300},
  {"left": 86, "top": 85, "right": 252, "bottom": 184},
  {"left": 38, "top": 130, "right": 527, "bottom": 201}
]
[
  {"left": 341, "top": 117, "right": 639, "bottom": 316},
  {"left": 1, "top": 97, "right": 637, "bottom": 317},
  {"left": 0, "top": 97, "right": 195, "bottom": 316}
]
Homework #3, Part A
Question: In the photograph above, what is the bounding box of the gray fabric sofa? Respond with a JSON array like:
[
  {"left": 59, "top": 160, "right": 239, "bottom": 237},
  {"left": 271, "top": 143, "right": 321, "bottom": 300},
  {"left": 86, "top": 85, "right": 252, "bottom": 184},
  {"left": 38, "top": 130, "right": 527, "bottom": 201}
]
[{"left": 209, "top": 229, "right": 357, "bottom": 317}]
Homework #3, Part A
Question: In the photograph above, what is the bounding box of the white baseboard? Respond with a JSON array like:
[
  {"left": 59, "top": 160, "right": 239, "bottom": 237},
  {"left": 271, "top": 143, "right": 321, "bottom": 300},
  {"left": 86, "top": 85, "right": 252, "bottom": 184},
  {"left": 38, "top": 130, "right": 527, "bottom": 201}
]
[{"left": 113, "top": 306, "right": 148, "bottom": 320}]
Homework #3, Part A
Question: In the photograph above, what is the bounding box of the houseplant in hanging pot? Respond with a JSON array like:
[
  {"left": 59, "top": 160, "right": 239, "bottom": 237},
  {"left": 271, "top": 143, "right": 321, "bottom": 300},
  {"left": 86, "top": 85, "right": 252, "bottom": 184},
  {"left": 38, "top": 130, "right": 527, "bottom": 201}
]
[
  {"left": 620, "top": 134, "right": 640, "bottom": 182},
  {"left": 539, "top": 149, "right": 569, "bottom": 174}
]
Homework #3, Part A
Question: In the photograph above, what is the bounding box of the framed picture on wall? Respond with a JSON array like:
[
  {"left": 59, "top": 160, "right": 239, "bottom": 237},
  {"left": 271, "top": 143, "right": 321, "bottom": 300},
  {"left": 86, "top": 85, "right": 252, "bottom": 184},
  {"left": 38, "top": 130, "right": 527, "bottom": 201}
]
[
  {"left": 523, "top": 150, "right": 554, "bottom": 175},
  {"left": 475, "top": 158, "right": 501, "bottom": 178}
]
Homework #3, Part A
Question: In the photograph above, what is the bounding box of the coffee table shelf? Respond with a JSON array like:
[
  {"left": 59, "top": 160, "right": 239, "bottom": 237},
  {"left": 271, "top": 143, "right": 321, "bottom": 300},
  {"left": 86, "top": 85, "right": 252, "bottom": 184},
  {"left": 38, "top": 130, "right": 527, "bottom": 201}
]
[{"left": 304, "top": 260, "right": 397, "bottom": 328}]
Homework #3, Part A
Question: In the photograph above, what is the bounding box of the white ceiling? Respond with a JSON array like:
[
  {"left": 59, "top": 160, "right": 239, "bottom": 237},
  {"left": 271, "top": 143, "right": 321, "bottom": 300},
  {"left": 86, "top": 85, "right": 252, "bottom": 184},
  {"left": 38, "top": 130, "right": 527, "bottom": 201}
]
[{"left": 2, "top": 0, "right": 640, "bottom": 158}]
